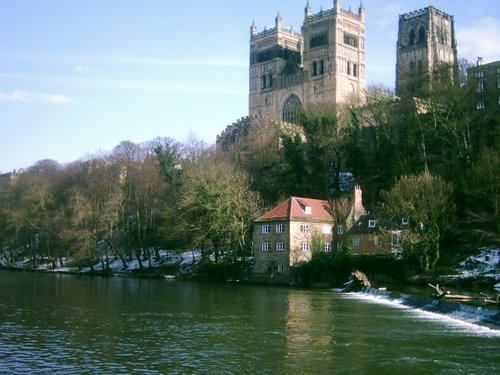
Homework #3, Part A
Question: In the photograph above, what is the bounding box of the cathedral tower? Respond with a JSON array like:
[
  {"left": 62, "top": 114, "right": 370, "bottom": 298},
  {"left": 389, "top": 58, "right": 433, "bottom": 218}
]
[
  {"left": 395, "top": 6, "right": 457, "bottom": 97},
  {"left": 249, "top": 1, "right": 366, "bottom": 123}
]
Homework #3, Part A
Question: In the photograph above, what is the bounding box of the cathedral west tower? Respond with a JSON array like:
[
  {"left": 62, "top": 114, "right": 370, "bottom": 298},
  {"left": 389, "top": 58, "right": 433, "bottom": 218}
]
[{"left": 249, "top": 1, "right": 366, "bottom": 123}]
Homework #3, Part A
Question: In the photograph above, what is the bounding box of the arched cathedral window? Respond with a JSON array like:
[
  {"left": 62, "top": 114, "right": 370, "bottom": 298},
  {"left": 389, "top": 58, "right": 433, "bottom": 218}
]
[
  {"left": 418, "top": 26, "right": 425, "bottom": 43},
  {"left": 282, "top": 94, "right": 302, "bottom": 124},
  {"left": 409, "top": 29, "right": 416, "bottom": 45}
]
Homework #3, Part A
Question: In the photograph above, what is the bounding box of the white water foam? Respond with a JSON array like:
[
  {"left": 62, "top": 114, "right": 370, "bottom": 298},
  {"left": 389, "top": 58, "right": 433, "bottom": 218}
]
[{"left": 341, "top": 292, "right": 500, "bottom": 338}]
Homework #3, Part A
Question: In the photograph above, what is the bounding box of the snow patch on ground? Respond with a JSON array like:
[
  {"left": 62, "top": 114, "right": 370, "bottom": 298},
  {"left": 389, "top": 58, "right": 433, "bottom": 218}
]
[
  {"left": 1, "top": 249, "right": 203, "bottom": 275},
  {"left": 454, "top": 248, "right": 500, "bottom": 281}
]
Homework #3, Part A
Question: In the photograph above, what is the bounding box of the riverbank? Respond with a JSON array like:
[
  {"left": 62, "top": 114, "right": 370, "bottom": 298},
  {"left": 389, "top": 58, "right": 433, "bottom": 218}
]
[{"left": 1, "top": 247, "right": 498, "bottom": 290}]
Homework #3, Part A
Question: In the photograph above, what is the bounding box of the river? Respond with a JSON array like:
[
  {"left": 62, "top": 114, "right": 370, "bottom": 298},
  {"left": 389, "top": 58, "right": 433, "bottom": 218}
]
[{"left": 0, "top": 270, "right": 498, "bottom": 374}]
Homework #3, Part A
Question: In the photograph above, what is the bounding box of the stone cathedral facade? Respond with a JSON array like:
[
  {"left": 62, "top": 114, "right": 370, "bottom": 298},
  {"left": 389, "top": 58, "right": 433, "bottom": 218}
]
[
  {"left": 217, "top": 1, "right": 366, "bottom": 150},
  {"left": 249, "top": 0, "right": 366, "bottom": 122},
  {"left": 395, "top": 6, "right": 457, "bottom": 96}
]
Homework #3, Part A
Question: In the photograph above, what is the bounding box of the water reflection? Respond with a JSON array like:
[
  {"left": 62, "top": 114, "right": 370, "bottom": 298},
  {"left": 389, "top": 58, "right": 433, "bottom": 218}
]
[{"left": 282, "top": 291, "right": 337, "bottom": 373}]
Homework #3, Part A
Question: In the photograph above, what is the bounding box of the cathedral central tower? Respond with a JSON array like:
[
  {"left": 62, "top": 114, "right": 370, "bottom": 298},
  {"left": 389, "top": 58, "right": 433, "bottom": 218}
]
[{"left": 395, "top": 6, "right": 457, "bottom": 96}]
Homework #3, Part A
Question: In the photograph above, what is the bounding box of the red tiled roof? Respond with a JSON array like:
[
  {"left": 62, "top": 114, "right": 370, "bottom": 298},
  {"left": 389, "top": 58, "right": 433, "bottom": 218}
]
[{"left": 256, "top": 197, "right": 332, "bottom": 221}]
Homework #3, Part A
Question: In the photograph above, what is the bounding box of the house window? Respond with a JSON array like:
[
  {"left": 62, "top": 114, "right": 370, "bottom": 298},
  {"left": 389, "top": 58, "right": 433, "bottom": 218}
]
[
  {"left": 401, "top": 217, "right": 409, "bottom": 225},
  {"left": 368, "top": 220, "right": 376, "bottom": 228},
  {"left": 277, "top": 264, "right": 285, "bottom": 273},
  {"left": 373, "top": 236, "right": 379, "bottom": 246},
  {"left": 276, "top": 224, "right": 284, "bottom": 233},
  {"left": 497, "top": 77, "right": 500, "bottom": 89},
  {"left": 391, "top": 231, "right": 402, "bottom": 246},
  {"left": 353, "top": 237, "right": 361, "bottom": 248},
  {"left": 477, "top": 100, "right": 485, "bottom": 109},
  {"left": 324, "top": 243, "right": 332, "bottom": 252},
  {"left": 337, "top": 225, "right": 344, "bottom": 234},
  {"left": 323, "top": 225, "right": 332, "bottom": 234},
  {"left": 476, "top": 71, "right": 485, "bottom": 78},
  {"left": 353, "top": 63, "right": 358, "bottom": 77},
  {"left": 261, "top": 242, "right": 270, "bottom": 251},
  {"left": 261, "top": 225, "right": 271, "bottom": 234},
  {"left": 477, "top": 81, "right": 486, "bottom": 93},
  {"left": 337, "top": 243, "right": 343, "bottom": 251},
  {"left": 276, "top": 242, "right": 285, "bottom": 251},
  {"left": 300, "top": 242, "right": 310, "bottom": 252},
  {"left": 300, "top": 224, "right": 311, "bottom": 233}
]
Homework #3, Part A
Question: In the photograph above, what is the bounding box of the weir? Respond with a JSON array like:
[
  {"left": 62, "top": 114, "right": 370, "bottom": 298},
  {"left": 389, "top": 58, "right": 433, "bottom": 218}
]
[{"left": 355, "top": 287, "right": 500, "bottom": 330}]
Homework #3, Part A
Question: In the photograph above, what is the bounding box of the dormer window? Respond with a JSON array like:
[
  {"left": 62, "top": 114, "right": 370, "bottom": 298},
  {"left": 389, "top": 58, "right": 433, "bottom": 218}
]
[
  {"left": 368, "top": 220, "right": 376, "bottom": 228},
  {"left": 305, "top": 206, "right": 312, "bottom": 215},
  {"left": 402, "top": 217, "right": 409, "bottom": 225}
]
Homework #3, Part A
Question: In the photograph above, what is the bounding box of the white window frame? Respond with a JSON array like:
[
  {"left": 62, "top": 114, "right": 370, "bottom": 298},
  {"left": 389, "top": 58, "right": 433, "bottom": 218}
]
[
  {"left": 353, "top": 237, "right": 361, "bottom": 248},
  {"left": 276, "top": 242, "right": 285, "bottom": 251},
  {"left": 337, "top": 225, "right": 344, "bottom": 234},
  {"left": 300, "top": 242, "right": 310, "bottom": 252},
  {"left": 275, "top": 224, "right": 284, "bottom": 233},
  {"left": 277, "top": 264, "right": 285, "bottom": 273},
  {"left": 477, "top": 80, "right": 486, "bottom": 93},
  {"left": 402, "top": 217, "right": 409, "bottom": 225},
  {"left": 477, "top": 100, "right": 485, "bottom": 109},
  {"left": 391, "top": 231, "right": 402, "bottom": 246},
  {"left": 337, "top": 243, "right": 343, "bottom": 252},
  {"left": 261, "top": 242, "right": 270, "bottom": 251},
  {"left": 373, "top": 236, "right": 379, "bottom": 246},
  {"left": 322, "top": 225, "right": 332, "bottom": 234},
  {"left": 324, "top": 243, "right": 332, "bottom": 252},
  {"left": 261, "top": 224, "right": 271, "bottom": 234},
  {"left": 368, "top": 220, "right": 376, "bottom": 228}
]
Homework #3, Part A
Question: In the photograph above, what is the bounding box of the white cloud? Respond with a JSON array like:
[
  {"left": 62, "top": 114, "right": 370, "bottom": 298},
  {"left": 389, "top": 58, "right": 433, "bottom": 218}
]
[
  {"left": 75, "top": 65, "right": 91, "bottom": 73},
  {"left": 457, "top": 17, "right": 500, "bottom": 62},
  {"left": 0, "top": 73, "right": 246, "bottom": 96},
  {"left": 0, "top": 52, "right": 247, "bottom": 68},
  {"left": 0, "top": 90, "right": 76, "bottom": 105}
]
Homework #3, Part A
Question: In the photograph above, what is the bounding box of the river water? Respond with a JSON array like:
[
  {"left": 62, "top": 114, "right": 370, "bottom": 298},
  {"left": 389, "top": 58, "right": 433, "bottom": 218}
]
[{"left": 0, "top": 271, "right": 498, "bottom": 374}]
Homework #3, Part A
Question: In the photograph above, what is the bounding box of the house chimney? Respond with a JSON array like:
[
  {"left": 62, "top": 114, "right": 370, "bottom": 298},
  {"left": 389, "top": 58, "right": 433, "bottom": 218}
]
[
  {"left": 477, "top": 57, "right": 483, "bottom": 66},
  {"left": 353, "top": 185, "right": 367, "bottom": 222}
]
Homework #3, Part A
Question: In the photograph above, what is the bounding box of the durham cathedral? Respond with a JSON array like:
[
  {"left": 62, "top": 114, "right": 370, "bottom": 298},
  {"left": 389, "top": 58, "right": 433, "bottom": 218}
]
[{"left": 217, "top": 1, "right": 457, "bottom": 150}]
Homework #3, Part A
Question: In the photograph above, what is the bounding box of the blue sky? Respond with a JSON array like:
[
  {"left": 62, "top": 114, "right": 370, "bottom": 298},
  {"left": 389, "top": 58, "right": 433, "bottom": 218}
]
[{"left": 1, "top": 0, "right": 499, "bottom": 172}]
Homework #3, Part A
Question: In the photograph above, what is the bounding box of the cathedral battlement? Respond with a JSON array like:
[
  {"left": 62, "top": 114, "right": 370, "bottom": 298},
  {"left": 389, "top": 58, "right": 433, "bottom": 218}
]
[
  {"left": 399, "top": 8, "right": 428, "bottom": 20},
  {"left": 400, "top": 6, "right": 453, "bottom": 21},
  {"left": 251, "top": 25, "right": 301, "bottom": 40}
]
